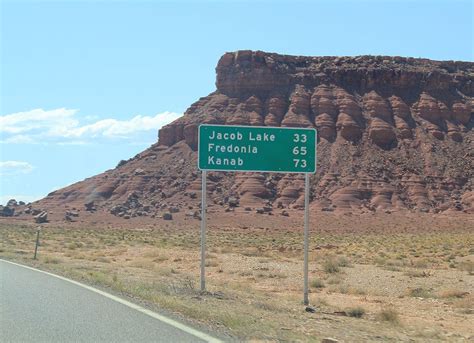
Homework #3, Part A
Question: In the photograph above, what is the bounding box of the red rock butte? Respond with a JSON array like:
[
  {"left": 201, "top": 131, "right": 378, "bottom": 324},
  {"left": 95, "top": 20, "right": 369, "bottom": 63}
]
[{"left": 6, "top": 51, "right": 474, "bottom": 221}]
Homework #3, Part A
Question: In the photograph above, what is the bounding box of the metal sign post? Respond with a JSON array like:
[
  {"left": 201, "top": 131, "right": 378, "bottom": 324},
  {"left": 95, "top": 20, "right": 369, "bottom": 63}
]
[
  {"left": 200, "top": 170, "right": 207, "bottom": 292},
  {"left": 198, "top": 124, "right": 317, "bottom": 304},
  {"left": 33, "top": 228, "right": 41, "bottom": 260},
  {"left": 304, "top": 173, "right": 310, "bottom": 305}
]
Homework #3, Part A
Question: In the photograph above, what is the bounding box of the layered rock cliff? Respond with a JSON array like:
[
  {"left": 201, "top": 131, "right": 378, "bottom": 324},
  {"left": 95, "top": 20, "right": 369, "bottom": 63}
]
[
  {"left": 156, "top": 51, "right": 473, "bottom": 213},
  {"left": 19, "top": 51, "right": 474, "bottom": 220}
]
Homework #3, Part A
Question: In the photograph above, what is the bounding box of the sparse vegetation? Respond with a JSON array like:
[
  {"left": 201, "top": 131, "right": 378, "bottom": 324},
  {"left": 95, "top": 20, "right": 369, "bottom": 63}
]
[
  {"left": 311, "top": 278, "right": 325, "bottom": 289},
  {"left": 346, "top": 306, "right": 365, "bottom": 318},
  {"left": 43, "top": 256, "right": 62, "bottom": 264},
  {"left": 328, "top": 284, "right": 349, "bottom": 294},
  {"left": 326, "top": 275, "right": 342, "bottom": 285},
  {"left": 347, "top": 287, "right": 367, "bottom": 296},
  {"left": 404, "top": 269, "right": 431, "bottom": 278},
  {"left": 323, "top": 255, "right": 350, "bottom": 273},
  {"left": 0, "top": 219, "right": 472, "bottom": 341},
  {"left": 205, "top": 260, "right": 219, "bottom": 267},
  {"left": 458, "top": 261, "right": 474, "bottom": 275},
  {"left": 453, "top": 296, "right": 474, "bottom": 314},
  {"left": 323, "top": 259, "right": 340, "bottom": 273},
  {"left": 438, "top": 289, "right": 468, "bottom": 299},
  {"left": 408, "top": 287, "right": 434, "bottom": 298},
  {"left": 378, "top": 307, "right": 400, "bottom": 324},
  {"left": 412, "top": 259, "right": 430, "bottom": 269}
]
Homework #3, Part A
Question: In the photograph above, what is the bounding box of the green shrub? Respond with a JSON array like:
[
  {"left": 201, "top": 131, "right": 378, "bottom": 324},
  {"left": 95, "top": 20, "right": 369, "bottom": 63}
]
[
  {"left": 323, "top": 258, "right": 340, "bottom": 273},
  {"left": 323, "top": 255, "right": 351, "bottom": 273},
  {"left": 346, "top": 306, "right": 365, "bottom": 318},
  {"left": 311, "top": 278, "right": 325, "bottom": 289},
  {"left": 408, "top": 287, "right": 433, "bottom": 298}
]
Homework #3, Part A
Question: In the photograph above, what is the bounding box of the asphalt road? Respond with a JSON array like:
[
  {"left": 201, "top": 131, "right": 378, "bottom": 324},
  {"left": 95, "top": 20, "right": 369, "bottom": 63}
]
[{"left": 0, "top": 260, "right": 218, "bottom": 342}]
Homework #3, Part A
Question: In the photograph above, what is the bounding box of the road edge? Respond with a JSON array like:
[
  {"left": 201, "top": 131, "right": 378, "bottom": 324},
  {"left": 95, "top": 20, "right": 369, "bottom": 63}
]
[{"left": 0, "top": 259, "right": 223, "bottom": 343}]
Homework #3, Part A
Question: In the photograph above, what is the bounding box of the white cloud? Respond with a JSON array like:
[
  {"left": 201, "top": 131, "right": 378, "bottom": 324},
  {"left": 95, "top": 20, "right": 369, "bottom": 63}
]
[
  {"left": 3, "top": 135, "right": 36, "bottom": 144},
  {"left": 0, "top": 108, "right": 79, "bottom": 134},
  {"left": 0, "top": 108, "right": 182, "bottom": 144},
  {"left": 0, "top": 161, "right": 35, "bottom": 176}
]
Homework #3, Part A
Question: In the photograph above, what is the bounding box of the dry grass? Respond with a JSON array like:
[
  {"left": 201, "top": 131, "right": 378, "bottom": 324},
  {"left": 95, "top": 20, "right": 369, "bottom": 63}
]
[
  {"left": 43, "top": 256, "right": 63, "bottom": 264},
  {"left": 407, "top": 287, "right": 434, "bottom": 298},
  {"left": 322, "top": 255, "right": 350, "bottom": 273},
  {"left": 378, "top": 307, "right": 400, "bottom": 324},
  {"left": 437, "top": 289, "right": 469, "bottom": 299},
  {"left": 458, "top": 261, "right": 474, "bottom": 275},
  {"left": 403, "top": 269, "right": 431, "bottom": 277},
  {"left": 0, "top": 220, "right": 473, "bottom": 341},
  {"left": 346, "top": 306, "right": 365, "bottom": 318},
  {"left": 453, "top": 296, "right": 474, "bottom": 314},
  {"left": 310, "top": 278, "right": 325, "bottom": 289}
]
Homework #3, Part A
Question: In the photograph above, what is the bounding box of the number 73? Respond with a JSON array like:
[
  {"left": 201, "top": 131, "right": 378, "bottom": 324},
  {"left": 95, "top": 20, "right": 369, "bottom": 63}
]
[{"left": 293, "top": 159, "right": 307, "bottom": 168}]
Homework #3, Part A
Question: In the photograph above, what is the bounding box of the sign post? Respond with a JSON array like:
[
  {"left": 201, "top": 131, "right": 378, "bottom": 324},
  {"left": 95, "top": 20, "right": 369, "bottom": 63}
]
[
  {"left": 198, "top": 124, "right": 317, "bottom": 303},
  {"left": 33, "top": 227, "right": 41, "bottom": 260},
  {"left": 304, "top": 173, "right": 310, "bottom": 305},
  {"left": 200, "top": 170, "right": 207, "bottom": 292}
]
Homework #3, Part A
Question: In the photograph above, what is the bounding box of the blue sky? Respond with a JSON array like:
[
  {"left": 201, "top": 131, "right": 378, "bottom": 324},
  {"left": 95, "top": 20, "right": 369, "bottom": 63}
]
[{"left": 1, "top": 0, "right": 473, "bottom": 205}]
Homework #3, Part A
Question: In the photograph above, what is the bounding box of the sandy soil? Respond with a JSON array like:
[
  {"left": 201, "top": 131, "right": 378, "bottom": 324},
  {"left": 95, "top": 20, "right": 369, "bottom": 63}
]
[{"left": 1, "top": 212, "right": 473, "bottom": 342}]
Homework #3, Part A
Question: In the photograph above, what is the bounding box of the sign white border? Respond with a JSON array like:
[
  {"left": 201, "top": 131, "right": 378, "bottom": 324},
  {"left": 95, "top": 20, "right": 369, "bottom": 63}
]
[{"left": 197, "top": 124, "right": 317, "bottom": 174}]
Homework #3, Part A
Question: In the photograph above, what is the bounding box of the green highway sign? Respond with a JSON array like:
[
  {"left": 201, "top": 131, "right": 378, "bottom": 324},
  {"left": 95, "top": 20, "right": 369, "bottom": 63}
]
[{"left": 198, "top": 124, "right": 317, "bottom": 173}]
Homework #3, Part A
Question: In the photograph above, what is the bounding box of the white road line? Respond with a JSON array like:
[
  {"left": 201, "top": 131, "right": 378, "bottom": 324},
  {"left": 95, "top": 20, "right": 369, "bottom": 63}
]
[{"left": 0, "top": 259, "right": 222, "bottom": 343}]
